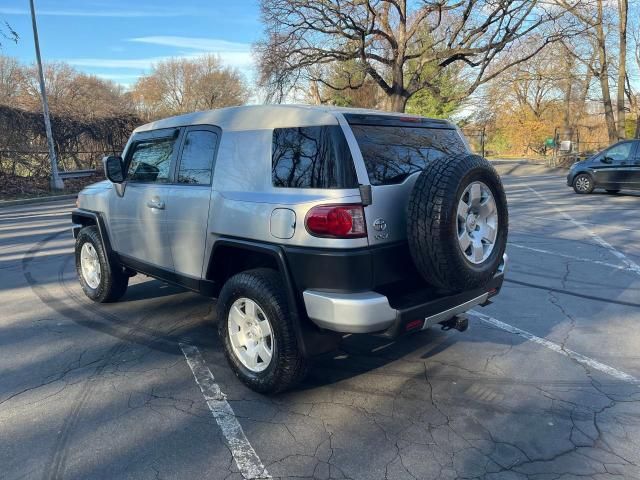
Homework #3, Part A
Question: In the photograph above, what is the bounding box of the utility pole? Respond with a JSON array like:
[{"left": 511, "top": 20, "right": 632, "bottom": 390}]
[{"left": 29, "top": 0, "right": 63, "bottom": 190}]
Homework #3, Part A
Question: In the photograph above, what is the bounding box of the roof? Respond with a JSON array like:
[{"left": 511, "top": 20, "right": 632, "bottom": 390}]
[{"left": 133, "top": 104, "right": 454, "bottom": 133}]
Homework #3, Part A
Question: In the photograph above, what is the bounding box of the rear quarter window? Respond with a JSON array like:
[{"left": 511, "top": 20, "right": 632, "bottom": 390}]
[
  {"left": 350, "top": 125, "right": 468, "bottom": 185},
  {"left": 272, "top": 126, "right": 358, "bottom": 189}
]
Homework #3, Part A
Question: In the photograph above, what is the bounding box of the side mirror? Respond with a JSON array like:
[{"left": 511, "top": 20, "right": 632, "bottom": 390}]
[
  {"left": 103, "top": 155, "right": 125, "bottom": 183},
  {"left": 601, "top": 156, "right": 613, "bottom": 164}
]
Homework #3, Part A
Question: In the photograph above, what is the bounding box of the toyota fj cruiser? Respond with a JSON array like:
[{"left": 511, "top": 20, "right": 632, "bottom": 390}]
[{"left": 72, "top": 105, "right": 508, "bottom": 393}]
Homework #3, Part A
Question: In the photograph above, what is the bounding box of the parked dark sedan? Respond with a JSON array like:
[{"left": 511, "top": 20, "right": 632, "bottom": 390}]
[{"left": 567, "top": 140, "right": 640, "bottom": 194}]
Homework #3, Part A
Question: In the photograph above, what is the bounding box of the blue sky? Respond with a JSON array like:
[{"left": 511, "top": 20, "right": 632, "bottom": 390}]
[{"left": 1, "top": 0, "right": 261, "bottom": 86}]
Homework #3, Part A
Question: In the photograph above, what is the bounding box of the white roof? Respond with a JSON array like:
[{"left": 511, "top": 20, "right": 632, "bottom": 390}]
[{"left": 134, "top": 104, "right": 452, "bottom": 133}]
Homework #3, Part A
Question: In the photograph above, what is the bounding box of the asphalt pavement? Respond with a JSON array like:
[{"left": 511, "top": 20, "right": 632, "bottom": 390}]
[{"left": 1, "top": 170, "right": 639, "bottom": 480}]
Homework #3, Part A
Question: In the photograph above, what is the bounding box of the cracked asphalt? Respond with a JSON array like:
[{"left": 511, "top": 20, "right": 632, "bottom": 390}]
[{"left": 1, "top": 169, "right": 640, "bottom": 480}]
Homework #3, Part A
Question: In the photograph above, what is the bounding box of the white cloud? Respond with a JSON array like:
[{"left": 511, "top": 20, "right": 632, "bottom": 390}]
[
  {"left": 0, "top": 6, "right": 200, "bottom": 17},
  {"left": 128, "top": 36, "right": 254, "bottom": 69},
  {"left": 65, "top": 36, "right": 254, "bottom": 76},
  {"left": 129, "top": 36, "right": 250, "bottom": 53},
  {"left": 66, "top": 57, "right": 171, "bottom": 70}
]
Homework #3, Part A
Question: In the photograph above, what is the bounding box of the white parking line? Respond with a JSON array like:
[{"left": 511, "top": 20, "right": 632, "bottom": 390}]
[
  {"left": 469, "top": 311, "right": 638, "bottom": 383},
  {"left": 180, "top": 343, "right": 271, "bottom": 479},
  {"left": 511, "top": 214, "right": 640, "bottom": 233},
  {"left": 509, "top": 243, "right": 632, "bottom": 271},
  {"left": 527, "top": 186, "right": 640, "bottom": 277}
]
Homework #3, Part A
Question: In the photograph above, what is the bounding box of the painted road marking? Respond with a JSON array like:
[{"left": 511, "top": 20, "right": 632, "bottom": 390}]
[
  {"left": 527, "top": 186, "right": 640, "bottom": 277},
  {"left": 509, "top": 243, "right": 633, "bottom": 271},
  {"left": 511, "top": 214, "right": 640, "bottom": 233},
  {"left": 180, "top": 343, "right": 271, "bottom": 479},
  {"left": 469, "top": 311, "right": 638, "bottom": 383}
]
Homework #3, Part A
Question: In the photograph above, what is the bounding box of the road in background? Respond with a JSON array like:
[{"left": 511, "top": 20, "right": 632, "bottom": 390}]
[{"left": 1, "top": 170, "right": 639, "bottom": 480}]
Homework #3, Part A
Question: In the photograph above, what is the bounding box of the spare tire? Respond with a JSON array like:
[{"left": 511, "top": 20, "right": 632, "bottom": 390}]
[{"left": 407, "top": 153, "right": 508, "bottom": 292}]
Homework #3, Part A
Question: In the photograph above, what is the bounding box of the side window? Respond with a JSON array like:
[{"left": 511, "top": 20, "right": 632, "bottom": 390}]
[
  {"left": 605, "top": 142, "right": 633, "bottom": 163},
  {"left": 272, "top": 126, "right": 358, "bottom": 189},
  {"left": 127, "top": 137, "right": 175, "bottom": 183},
  {"left": 178, "top": 130, "right": 218, "bottom": 185}
]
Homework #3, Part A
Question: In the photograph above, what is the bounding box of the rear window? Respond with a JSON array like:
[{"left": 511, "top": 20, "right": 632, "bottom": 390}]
[
  {"left": 272, "top": 126, "right": 358, "bottom": 189},
  {"left": 350, "top": 125, "right": 467, "bottom": 185}
]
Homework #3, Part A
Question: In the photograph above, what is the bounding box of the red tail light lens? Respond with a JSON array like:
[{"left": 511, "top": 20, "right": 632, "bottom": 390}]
[{"left": 305, "top": 204, "right": 367, "bottom": 238}]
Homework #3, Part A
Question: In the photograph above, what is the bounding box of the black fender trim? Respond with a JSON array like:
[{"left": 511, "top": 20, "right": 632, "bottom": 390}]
[
  {"left": 210, "top": 238, "right": 341, "bottom": 358},
  {"left": 71, "top": 209, "right": 114, "bottom": 257}
]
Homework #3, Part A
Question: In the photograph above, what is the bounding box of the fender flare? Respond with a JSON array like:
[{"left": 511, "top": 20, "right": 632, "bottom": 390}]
[
  {"left": 71, "top": 209, "right": 114, "bottom": 258},
  {"left": 209, "top": 238, "right": 341, "bottom": 357}
]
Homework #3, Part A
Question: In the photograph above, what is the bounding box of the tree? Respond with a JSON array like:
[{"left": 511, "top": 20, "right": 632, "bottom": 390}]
[
  {"left": 131, "top": 55, "right": 250, "bottom": 119},
  {"left": 616, "top": 0, "right": 628, "bottom": 140},
  {"left": 0, "top": 21, "right": 18, "bottom": 48},
  {"left": 0, "top": 56, "right": 24, "bottom": 105},
  {"left": 309, "top": 60, "right": 383, "bottom": 108},
  {"left": 256, "top": 0, "right": 566, "bottom": 112},
  {"left": 405, "top": 62, "right": 466, "bottom": 118},
  {"left": 558, "top": 0, "right": 629, "bottom": 142}
]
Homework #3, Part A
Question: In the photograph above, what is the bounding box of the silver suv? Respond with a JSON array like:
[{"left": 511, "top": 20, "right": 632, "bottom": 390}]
[{"left": 72, "top": 105, "right": 508, "bottom": 393}]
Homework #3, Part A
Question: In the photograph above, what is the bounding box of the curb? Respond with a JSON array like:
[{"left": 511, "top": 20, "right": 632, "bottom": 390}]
[{"left": 0, "top": 194, "right": 77, "bottom": 208}]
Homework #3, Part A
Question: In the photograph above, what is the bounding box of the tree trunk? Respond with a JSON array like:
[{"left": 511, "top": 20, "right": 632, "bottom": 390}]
[
  {"left": 562, "top": 47, "right": 574, "bottom": 141},
  {"left": 636, "top": 115, "right": 640, "bottom": 139},
  {"left": 385, "top": 92, "right": 408, "bottom": 112},
  {"left": 595, "top": 0, "right": 618, "bottom": 143},
  {"left": 617, "top": 0, "right": 628, "bottom": 140}
]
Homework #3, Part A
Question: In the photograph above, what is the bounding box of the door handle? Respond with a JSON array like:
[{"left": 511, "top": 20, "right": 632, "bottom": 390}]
[{"left": 146, "top": 199, "right": 165, "bottom": 210}]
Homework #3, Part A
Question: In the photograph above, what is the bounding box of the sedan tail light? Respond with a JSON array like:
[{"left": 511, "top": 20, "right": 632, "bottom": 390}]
[{"left": 305, "top": 204, "right": 367, "bottom": 238}]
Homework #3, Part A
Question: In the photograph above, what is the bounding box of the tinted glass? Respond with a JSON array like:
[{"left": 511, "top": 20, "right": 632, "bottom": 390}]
[
  {"left": 350, "top": 125, "right": 467, "bottom": 185},
  {"left": 272, "top": 126, "right": 358, "bottom": 188},
  {"left": 127, "top": 137, "right": 175, "bottom": 183},
  {"left": 178, "top": 130, "right": 218, "bottom": 184},
  {"left": 605, "top": 142, "right": 633, "bottom": 162}
]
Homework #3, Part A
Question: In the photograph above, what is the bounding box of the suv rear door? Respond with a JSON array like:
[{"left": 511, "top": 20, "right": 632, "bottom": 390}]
[
  {"left": 108, "top": 128, "right": 180, "bottom": 270},
  {"left": 166, "top": 125, "right": 220, "bottom": 279},
  {"left": 343, "top": 114, "right": 468, "bottom": 247}
]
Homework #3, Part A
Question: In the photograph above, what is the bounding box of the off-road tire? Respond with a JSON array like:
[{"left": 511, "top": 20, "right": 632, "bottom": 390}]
[
  {"left": 217, "top": 268, "right": 307, "bottom": 393},
  {"left": 75, "top": 226, "right": 128, "bottom": 302},
  {"left": 407, "top": 153, "right": 508, "bottom": 292},
  {"left": 573, "top": 174, "right": 595, "bottom": 194}
]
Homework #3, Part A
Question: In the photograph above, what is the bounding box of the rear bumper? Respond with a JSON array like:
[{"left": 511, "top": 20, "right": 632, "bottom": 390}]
[{"left": 303, "top": 254, "right": 507, "bottom": 336}]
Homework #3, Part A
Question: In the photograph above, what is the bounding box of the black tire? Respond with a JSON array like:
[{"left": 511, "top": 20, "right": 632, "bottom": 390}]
[
  {"left": 573, "top": 174, "right": 595, "bottom": 194},
  {"left": 217, "top": 268, "right": 307, "bottom": 393},
  {"left": 606, "top": 189, "right": 620, "bottom": 194},
  {"left": 407, "top": 153, "right": 508, "bottom": 292},
  {"left": 75, "top": 226, "right": 128, "bottom": 303}
]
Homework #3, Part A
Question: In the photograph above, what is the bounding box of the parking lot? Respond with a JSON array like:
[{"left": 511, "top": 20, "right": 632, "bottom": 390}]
[{"left": 1, "top": 167, "right": 639, "bottom": 480}]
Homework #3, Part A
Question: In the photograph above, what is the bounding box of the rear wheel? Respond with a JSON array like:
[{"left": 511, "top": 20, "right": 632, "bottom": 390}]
[
  {"left": 217, "top": 268, "right": 306, "bottom": 393},
  {"left": 75, "top": 226, "right": 128, "bottom": 302},
  {"left": 573, "top": 174, "right": 594, "bottom": 194}
]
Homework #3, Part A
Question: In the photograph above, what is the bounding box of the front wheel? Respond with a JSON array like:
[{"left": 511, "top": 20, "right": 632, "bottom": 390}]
[
  {"left": 573, "top": 174, "right": 594, "bottom": 194},
  {"left": 75, "top": 226, "right": 128, "bottom": 302},
  {"left": 217, "top": 268, "right": 306, "bottom": 393}
]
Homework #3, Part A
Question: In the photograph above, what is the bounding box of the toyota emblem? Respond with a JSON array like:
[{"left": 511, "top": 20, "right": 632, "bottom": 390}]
[{"left": 373, "top": 218, "right": 387, "bottom": 231}]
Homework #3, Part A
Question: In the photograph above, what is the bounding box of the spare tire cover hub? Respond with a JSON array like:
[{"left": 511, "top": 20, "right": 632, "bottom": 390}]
[{"left": 457, "top": 181, "right": 498, "bottom": 264}]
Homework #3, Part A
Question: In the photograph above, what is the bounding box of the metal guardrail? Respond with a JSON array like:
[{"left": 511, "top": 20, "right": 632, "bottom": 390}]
[{"left": 58, "top": 169, "right": 98, "bottom": 179}]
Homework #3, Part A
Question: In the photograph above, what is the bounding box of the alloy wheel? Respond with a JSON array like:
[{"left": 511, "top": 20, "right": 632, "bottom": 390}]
[
  {"left": 227, "top": 297, "right": 274, "bottom": 373},
  {"left": 456, "top": 181, "right": 499, "bottom": 264}
]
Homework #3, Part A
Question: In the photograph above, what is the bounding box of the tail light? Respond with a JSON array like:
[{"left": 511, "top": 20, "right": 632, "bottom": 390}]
[{"left": 305, "top": 204, "right": 367, "bottom": 238}]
